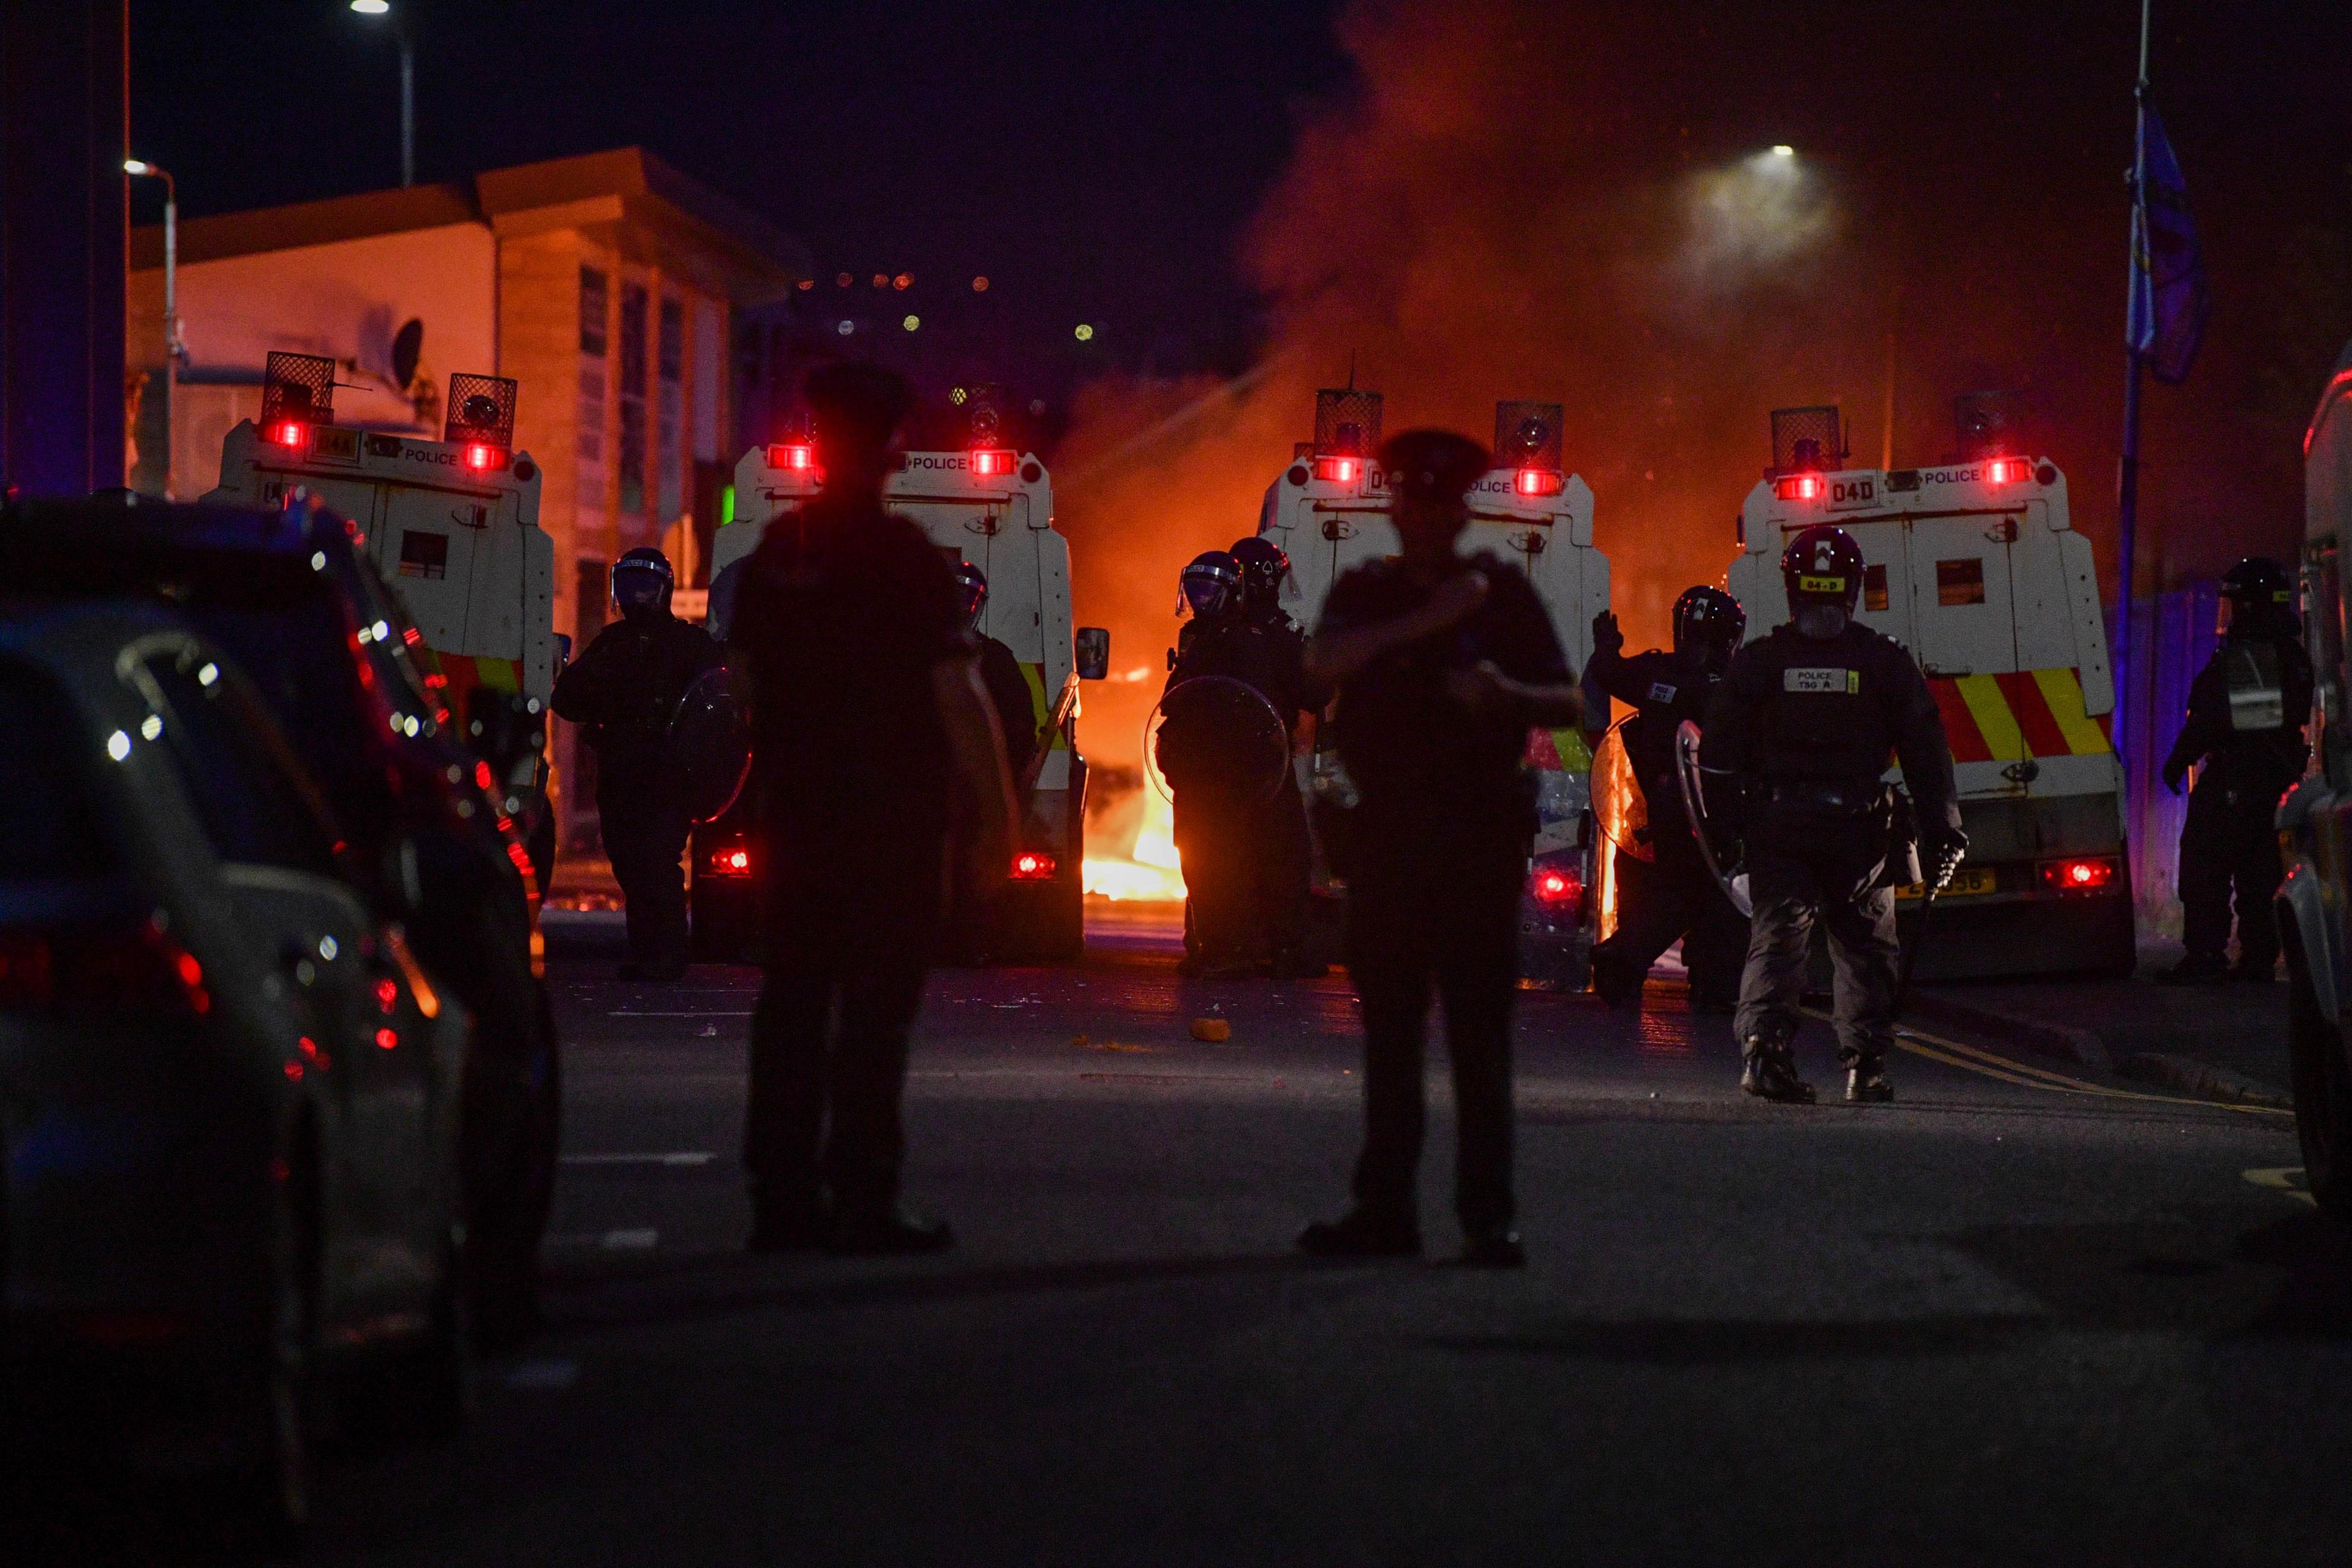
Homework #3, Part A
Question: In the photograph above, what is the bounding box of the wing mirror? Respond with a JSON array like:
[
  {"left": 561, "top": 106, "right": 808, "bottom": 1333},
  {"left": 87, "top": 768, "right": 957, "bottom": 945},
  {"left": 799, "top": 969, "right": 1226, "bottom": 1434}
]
[{"left": 1075, "top": 627, "right": 1110, "bottom": 681}]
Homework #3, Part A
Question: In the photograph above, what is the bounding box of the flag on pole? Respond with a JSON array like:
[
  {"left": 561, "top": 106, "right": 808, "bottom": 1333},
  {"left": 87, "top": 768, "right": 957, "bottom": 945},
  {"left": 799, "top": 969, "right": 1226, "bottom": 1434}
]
[{"left": 2127, "top": 104, "right": 2210, "bottom": 385}]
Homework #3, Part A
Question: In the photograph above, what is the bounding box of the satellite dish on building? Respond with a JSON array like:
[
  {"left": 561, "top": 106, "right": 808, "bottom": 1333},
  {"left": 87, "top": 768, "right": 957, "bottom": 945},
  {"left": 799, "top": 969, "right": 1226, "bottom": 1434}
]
[{"left": 393, "top": 318, "right": 424, "bottom": 390}]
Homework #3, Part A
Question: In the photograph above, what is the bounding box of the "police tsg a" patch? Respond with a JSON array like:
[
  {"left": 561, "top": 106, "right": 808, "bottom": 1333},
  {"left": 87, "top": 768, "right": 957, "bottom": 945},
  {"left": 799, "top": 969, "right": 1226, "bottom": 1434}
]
[{"left": 1784, "top": 667, "right": 1860, "bottom": 695}]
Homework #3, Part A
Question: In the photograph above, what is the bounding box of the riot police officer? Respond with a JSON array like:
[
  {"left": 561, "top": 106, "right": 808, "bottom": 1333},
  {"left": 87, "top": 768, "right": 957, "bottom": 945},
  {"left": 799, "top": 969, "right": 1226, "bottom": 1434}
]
[
  {"left": 1298, "top": 429, "right": 1584, "bottom": 1267},
  {"left": 1700, "top": 526, "right": 1963, "bottom": 1105},
  {"left": 958, "top": 561, "right": 1042, "bottom": 782},
  {"left": 1587, "top": 586, "right": 1751, "bottom": 1012},
  {"left": 1161, "top": 547, "right": 1316, "bottom": 978},
  {"left": 551, "top": 546, "right": 722, "bottom": 981},
  {"left": 2162, "top": 555, "right": 2314, "bottom": 983},
  {"left": 1229, "top": 535, "right": 1319, "bottom": 977}
]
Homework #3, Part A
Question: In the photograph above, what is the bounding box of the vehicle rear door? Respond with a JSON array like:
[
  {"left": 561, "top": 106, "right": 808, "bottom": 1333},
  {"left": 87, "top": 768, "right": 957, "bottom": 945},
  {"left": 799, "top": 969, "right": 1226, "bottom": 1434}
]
[
  {"left": 1904, "top": 512, "right": 2022, "bottom": 679},
  {"left": 127, "top": 639, "right": 444, "bottom": 1307}
]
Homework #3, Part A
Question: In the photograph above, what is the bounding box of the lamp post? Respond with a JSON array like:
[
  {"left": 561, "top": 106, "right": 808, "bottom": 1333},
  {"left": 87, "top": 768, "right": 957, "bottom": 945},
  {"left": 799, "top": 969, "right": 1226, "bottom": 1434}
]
[
  {"left": 349, "top": 1, "right": 414, "bottom": 187},
  {"left": 124, "top": 159, "right": 181, "bottom": 497}
]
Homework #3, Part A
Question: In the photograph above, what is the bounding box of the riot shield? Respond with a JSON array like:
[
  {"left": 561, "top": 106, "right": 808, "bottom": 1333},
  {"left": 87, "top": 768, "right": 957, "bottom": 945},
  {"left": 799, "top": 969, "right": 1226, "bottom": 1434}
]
[
  {"left": 1151, "top": 675, "right": 1294, "bottom": 805},
  {"left": 669, "top": 663, "right": 754, "bottom": 824},
  {"left": 1674, "top": 720, "right": 1752, "bottom": 918}
]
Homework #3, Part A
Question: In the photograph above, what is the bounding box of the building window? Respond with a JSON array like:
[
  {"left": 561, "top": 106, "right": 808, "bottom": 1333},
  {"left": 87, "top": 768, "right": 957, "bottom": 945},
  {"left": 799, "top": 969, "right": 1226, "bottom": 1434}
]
[
  {"left": 577, "top": 266, "right": 608, "bottom": 483},
  {"left": 579, "top": 266, "right": 607, "bottom": 356},
  {"left": 618, "top": 283, "right": 648, "bottom": 516},
  {"left": 658, "top": 297, "right": 685, "bottom": 522}
]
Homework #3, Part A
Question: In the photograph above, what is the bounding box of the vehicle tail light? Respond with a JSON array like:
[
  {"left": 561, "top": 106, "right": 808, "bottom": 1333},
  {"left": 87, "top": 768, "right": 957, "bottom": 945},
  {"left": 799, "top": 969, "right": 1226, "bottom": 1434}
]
[
  {"left": 1529, "top": 865, "right": 1581, "bottom": 911},
  {"left": 704, "top": 844, "right": 752, "bottom": 877},
  {"left": 1515, "top": 468, "right": 1564, "bottom": 498},
  {"left": 1985, "top": 457, "right": 2026, "bottom": 485},
  {"left": 971, "top": 448, "right": 1017, "bottom": 478},
  {"left": 767, "top": 443, "right": 818, "bottom": 473},
  {"left": 268, "top": 420, "right": 307, "bottom": 450},
  {"left": 1010, "top": 851, "right": 1057, "bottom": 881},
  {"left": 1774, "top": 473, "right": 1823, "bottom": 502},
  {"left": 1312, "top": 456, "right": 1360, "bottom": 484},
  {"left": 2038, "top": 856, "right": 2119, "bottom": 892},
  {"left": 0, "top": 918, "right": 211, "bottom": 1015},
  {"left": 462, "top": 442, "right": 508, "bottom": 473}
]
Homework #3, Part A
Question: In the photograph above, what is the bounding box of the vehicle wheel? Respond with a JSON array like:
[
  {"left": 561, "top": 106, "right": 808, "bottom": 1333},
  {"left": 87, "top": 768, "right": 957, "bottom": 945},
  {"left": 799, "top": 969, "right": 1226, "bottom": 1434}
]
[{"left": 2285, "top": 925, "right": 2352, "bottom": 1218}]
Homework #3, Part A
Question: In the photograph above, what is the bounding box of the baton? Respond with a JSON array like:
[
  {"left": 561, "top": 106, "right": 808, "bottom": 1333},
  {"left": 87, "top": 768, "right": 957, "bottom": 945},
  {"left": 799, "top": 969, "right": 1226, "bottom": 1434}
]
[{"left": 1890, "top": 853, "right": 1955, "bottom": 1022}]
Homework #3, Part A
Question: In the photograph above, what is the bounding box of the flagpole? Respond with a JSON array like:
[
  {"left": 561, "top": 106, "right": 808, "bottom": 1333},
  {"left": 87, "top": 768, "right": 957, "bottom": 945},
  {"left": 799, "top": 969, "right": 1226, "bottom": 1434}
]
[{"left": 2116, "top": 0, "right": 2152, "bottom": 764}]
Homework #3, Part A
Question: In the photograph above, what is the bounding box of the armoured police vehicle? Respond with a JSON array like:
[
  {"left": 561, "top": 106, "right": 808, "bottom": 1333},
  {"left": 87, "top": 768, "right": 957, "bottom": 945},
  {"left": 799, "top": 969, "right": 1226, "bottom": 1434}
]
[
  {"left": 1259, "top": 391, "right": 1612, "bottom": 986},
  {"left": 699, "top": 396, "right": 1109, "bottom": 962},
  {"left": 2279, "top": 339, "right": 2352, "bottom": 1215},
  {"left": 1724, "top": 402, "right": 2132, "bottom": 979},
  {"left": 205, "top": 352, "right": 560, "bottom": 889}
]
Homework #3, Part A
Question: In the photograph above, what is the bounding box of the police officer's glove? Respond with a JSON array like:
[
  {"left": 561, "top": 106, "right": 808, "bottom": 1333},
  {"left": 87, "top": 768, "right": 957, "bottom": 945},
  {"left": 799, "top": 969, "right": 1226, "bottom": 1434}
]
[
  {"left": 1592, "top": 611, "right": 1624, "bottom": 657},
  {"left": 1929, "top": 831, "right": 1969, "bottom": 892}
]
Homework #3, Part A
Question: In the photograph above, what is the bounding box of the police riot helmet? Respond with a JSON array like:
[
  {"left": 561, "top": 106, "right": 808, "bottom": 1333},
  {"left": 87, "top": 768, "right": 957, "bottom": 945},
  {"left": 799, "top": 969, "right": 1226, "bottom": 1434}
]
[
  {"left": 1672, "top": 586, "right": 1746, "bottom": 662},
  {"left": 1230, "top": 536, "right": 1289, "bottom": 609},
  {"left": 611, "top": 546, "right": 674, "bottom": 618},
  {"left": 1781, "top": 526, "right": 1864, "bottom": 616},
  {"left": 2221, "top": 556, "right": 2296, "bottom": 636},
  {"left": 1179, "top": 550, "right": 1241, "bottom": 621},
  {"left": 955, "top": 559, "right": 989, "bottom": 630}
]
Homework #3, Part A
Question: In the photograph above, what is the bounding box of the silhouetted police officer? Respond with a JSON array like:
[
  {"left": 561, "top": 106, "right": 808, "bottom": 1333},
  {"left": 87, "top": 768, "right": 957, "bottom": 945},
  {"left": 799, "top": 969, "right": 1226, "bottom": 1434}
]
[
  {"left": 551, "top": 546, "right": 720, "bottom": 981},
  {"left": 959, "top": 560, "right": 1042, "bottom": 783},
  {"left": 1587, "top": 586, "right": 1751, "bottom": 1012},
  {"left": 1702, "top": 525, "right": 1962, "bottom": 1105},
  {"left": 733, "top": 363, "right": 1017, "bottom": 1254},
  {"left": 1229, "top": 536, "right": 1321, "bottom": 978},
  {"left": 2162, "top": 555, "right": 2313, "bottom": 983},
  {"left": 1298, "top": 429, "right": 1584, "bottom": 1267}
]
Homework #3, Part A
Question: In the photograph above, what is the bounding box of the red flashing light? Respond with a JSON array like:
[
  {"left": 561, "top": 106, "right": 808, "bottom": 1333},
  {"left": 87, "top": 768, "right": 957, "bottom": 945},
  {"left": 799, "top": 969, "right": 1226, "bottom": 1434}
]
[
  {"left": 0, "top": 921, "right": 209, "bottom": 1014},
  {"left": 1515, "top": 468, "right": 1565, "bottom": 498},
  {"left": 1985, "top": 456, "right": 2026, "bottom": 485},
  {"left": 1531, "top": 865, "right": 1581, "bottom": 910},
  {"left": 268, "top": 420, "right": 307, "bottom": 450},
  {"left": 2038, "top": 856, "right": 2119, "bottom": 893},
  {"left": 1775, "top": 473, "right": 1824, "bottom": 502},
  {"left": 375, "top": 1027, "right": 399, "bottom": 1050},
  {"left": 374, "top": 976, "right": 399, "bottom": 1014},
  {"left": 971, "top": 448, "right": 1017, "bottom": 478},
  {"left": 1010, "top": 851, "right": 1057, "bottom": 881},
  {"left": 475, "top": 760, "right": 494, "bottom": 792},
  {"left": 767, "top": 443, "right": 817, "bottom": 473},
  {"left": 706, "top": 845, "right": 753, "bottom": 877},
  {"left": 462, "top": 442, "right": 505, "bottom": 472},
  {"left": 1312, "top": 456, "right": 1360, "bottom": 484}
]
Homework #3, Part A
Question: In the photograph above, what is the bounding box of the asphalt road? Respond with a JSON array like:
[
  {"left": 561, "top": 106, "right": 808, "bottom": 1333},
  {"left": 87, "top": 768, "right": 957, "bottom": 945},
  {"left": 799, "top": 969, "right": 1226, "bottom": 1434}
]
[{"left": 283, "top": 907, "right": 2352, "bottom": 1562}]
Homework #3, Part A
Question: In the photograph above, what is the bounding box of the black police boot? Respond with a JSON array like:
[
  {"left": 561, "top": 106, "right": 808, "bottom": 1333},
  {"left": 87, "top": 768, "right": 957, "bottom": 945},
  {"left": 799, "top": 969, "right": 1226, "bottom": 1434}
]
[
  {"left": 1741, "top": 1031, "right": 1816, "bottom": 1104},
  {"left": 1845, "top": 1060, "right": 1894, "bottom": 1104},
  {"left": 2228, "top": 959, "right": 2280, "bottom": 984},
  {"left": 1589, "top": 950, "right": 1642, "bottom": 1009},
  {"left": 824, "top": 1200, "right": 954, "bottom": 1257},
  {"left": 1268, "top": 946, "right": 1329, "bottom": 981},
  {"left": 1457, "top": 1224, "right": 1526, "bottom": 1269},
  {"left": 2160, "top": 953, "right": 2230, "bottom": 986},
  {"left": 747, "top": 1196, "right": 832, "bottom": 1255},
  {"left": 1297, "top": 1205, "right": 1422, "bottom": 1259}
]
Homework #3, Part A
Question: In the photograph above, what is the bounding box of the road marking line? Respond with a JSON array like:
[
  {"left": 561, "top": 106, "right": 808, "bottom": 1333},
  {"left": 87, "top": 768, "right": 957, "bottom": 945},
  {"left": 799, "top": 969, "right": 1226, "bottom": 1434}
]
[
  {"left": 1799, "top": 1008, "right": 2293, "bottom": 1117},
  {"left": 608, "top": 1010, "right": 755, "bottom": 1017},
  {"left": 503, "top": 1359, "right": 579, "bottom": 1390},
  {"left": 2242, "top": 1167, "right": 2319, "bottom": 1206},
  {"left": 600, "top": 1229, "right": 659, "bottom": 1250},
  {"left": 560, "top": 1152, "right": 716, "bottom": 1167}
]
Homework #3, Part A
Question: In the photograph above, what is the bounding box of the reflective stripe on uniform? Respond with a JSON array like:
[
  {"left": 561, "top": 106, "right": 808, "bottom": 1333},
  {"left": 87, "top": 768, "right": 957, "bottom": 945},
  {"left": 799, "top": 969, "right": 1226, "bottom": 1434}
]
[{"left": 1931, "top": 668, "right": 2111, "bottom": 765}]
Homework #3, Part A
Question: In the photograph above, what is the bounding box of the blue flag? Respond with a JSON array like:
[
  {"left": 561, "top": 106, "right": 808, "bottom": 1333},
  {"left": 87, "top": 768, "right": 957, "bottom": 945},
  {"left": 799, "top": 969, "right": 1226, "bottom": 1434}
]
[{"left": 2127, "top": 104, "right": 2210, "bottom": 385}]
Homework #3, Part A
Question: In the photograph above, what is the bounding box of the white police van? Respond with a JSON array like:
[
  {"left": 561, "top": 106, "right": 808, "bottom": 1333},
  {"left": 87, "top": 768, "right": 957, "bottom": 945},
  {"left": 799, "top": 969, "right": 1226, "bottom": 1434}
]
[
  {"left": 205, "top": 352, "right": 559, "bottom": 880},
  {"left": 699, "top": 395, "right": 1108, "bottom": 962},
  {"left": 1259, "top": 391, "right": 1612, "bottom": 986},
  {"left": 1724, "top": 402, "right": 2132, "bottom": 979}
]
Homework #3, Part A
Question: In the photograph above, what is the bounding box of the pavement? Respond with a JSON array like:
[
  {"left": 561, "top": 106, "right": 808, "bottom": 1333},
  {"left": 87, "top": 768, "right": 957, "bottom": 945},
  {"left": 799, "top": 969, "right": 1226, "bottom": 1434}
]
[{"left": 42, "top": 901, "right": 2352, "bottom": 1565}]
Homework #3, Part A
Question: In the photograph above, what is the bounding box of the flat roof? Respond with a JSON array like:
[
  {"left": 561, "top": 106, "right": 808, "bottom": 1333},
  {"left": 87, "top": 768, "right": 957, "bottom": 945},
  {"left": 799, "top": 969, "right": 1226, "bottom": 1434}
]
[{"left": 133, "top": 148, "right": 807, "bottom": 300}]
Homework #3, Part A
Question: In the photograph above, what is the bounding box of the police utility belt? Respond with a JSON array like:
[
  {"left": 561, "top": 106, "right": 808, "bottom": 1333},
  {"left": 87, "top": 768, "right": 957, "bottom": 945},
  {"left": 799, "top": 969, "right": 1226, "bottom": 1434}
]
[{"left": 1765, "top": 780, "right": 1883, "bottom": 815}]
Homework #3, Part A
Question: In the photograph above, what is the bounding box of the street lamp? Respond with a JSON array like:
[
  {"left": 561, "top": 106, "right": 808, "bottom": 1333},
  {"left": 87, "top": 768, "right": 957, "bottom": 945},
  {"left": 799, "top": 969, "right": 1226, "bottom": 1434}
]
[
  {"left": 125, "top": 159, "right": 182, "bottom": 497},
  {"left": 349, "top": 0, "right": 415, "bottom": 187}
]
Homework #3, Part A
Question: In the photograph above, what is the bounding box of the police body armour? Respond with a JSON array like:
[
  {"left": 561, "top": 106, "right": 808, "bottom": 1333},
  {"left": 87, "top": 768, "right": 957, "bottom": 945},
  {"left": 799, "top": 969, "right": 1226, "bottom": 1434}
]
[{"left": 2224, "top": 643, "right": 2286, "bottom": 733}]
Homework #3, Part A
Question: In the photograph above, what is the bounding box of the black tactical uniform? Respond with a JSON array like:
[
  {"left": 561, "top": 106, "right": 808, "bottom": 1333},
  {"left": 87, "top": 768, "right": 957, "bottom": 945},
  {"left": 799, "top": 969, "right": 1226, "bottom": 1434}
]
[
  {"left": 1586, "top": 587, "right": 1750, "bottom": 1012},
  {"left": 1298, "top": 428, "right": 1580, "bottom": 1268},
  {"left": 959, "top": 560, "right": 1042, "bottom": 783},
  {"left": 551, "top": 547, "right": 721, "bottom": 980},
  {"left": 1231, "top": 537, "right": 1319, "bottom": 977},
  {"left": 2162, "top": 556, "right": 2313, "bottom": 983},
  {"left": 1702, "top": 526, "right": 1961, "bottom": 1105}
]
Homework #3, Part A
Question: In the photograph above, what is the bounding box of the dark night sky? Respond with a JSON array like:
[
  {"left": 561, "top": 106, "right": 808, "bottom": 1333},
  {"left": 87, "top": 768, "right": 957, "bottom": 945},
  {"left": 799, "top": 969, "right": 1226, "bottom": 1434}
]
[{"left": 130, "top": 2, "right": 2352, "bottom": 608}]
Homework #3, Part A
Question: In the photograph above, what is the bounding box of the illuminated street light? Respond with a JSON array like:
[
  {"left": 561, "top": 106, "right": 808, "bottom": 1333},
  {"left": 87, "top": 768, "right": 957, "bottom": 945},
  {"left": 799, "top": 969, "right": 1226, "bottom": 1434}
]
[
  {"left": 349, "top": 1, "right": 415, "bottom": 187},
  {"left": 902, "top": 315, "right": 921, "bottom": 332},
  {"left": 1771, "top": 144, "right": 1796, "bottom": 157},
  {"left": 124, "top": 158, "right": 183, "bottom": 496},
  {"left": 1074, "top": 323, "right": 1095, "bottom": 342}
]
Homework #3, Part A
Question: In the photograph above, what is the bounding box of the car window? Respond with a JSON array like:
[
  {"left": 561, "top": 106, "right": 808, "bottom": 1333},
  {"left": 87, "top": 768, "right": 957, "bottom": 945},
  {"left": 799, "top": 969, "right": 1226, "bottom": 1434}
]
[
  {"left": 135, "top": 647, "right": 343, "bottom": 877},
  {"left": 0, "top": 658, "right": 114, "bottom": 880}
]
